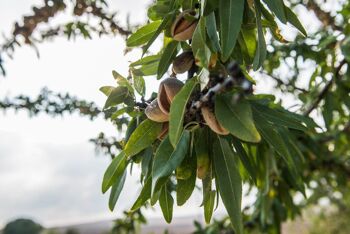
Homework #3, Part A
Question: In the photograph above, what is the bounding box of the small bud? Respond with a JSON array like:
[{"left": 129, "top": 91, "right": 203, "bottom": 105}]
[
  {"left": 157, "top": 78, "right": 184, "bottom": 114},
  {"left": 145, "top": 99, "right": 169, "bottom": 122},
  {"left": 171, "top": 10, "right": 198, "bottom": 41},
  {"left": 201, "top": 106, "right": 229, "bottom": 135},
  {"left": 172, "top": 51, "right": 194, "bottom": 74}
]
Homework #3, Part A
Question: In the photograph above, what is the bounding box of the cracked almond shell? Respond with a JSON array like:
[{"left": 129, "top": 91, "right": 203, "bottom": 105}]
[
  {"left": 201, "top": 106, "right": 229, "bottom": 135},
  {"left": 157, "top": 78, "right": 184, "bottom": 114},
  {"left": 145, "top": 99, "right": 169, "bottom": 122}
]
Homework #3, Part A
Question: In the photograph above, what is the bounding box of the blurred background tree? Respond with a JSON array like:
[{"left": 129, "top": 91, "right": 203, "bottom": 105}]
[
  {"left": 3, "top": 219, "right": 42, "bottom": 234},
  {"left": 0, "top": 0, "right": 349, "bottom": 233}
]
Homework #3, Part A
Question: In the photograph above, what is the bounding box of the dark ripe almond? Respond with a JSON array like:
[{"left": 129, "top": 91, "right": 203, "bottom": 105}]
[
  {"left": 201, "top": 106, "right": 229, "bottom": 135},
  {"left": 145, "top": 99, "right": 169, "bottom": 122},
  {"left": 157, "top": 78, "right": 184, "bottom": 114},
  {"left": 172, "top": 51, "right": 194, "bottom": 74},
  {"left": 157, "top": 122, "right": 169, "bottom": 140},
  {"left": 171, "top": 10, "right": 198, "bottom": 41}
]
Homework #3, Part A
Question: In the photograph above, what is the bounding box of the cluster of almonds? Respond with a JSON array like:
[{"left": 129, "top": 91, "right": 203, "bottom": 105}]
[
  {"left": 144, "top": 73, "right": 229, "bottom": 138},
  {"left": 144, "top": 9, "right": 231, "bottom": 138}
]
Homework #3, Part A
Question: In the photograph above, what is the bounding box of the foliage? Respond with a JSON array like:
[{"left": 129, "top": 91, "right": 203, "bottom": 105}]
[
  {"left": 3, "top": 218, "right": 43, "bottom": 234},
  {"left": 1, "top": 0, "right": 350, "bottom": 233},
  {"left": 109, "top": 210, "right": 146, "bottom": 234},
  {"left": 98, "top": 0, "right": 338, "bottom": 233}
]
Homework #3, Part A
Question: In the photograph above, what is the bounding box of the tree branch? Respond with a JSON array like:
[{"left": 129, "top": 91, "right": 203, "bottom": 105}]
[
  {"left": 306, "top": 0, "right": 342, "bottom": 31},
  {"left": 303, "top": 60, "right": 347, "bottom": 116}
]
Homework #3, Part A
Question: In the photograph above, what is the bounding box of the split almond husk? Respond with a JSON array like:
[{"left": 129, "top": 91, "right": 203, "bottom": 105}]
[
  {"left": 171, "top": 10, "right": 198, "bottom": 41},
  {"left": 157, "top": 78, "right": 184, "bottom": 114},
  {"left": 201, "top": 106, "right": 229, "bottom": 135},
  {"left": 145, "top": 99, "right": 169, "bottom": 122}
]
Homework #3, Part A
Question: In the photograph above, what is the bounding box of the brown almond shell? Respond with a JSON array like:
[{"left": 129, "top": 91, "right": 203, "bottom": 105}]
[{"left": 201, "top": 106, "right": 229, "bottom": 135}]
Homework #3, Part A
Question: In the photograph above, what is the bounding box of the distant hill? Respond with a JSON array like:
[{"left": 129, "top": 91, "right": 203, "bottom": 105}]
[{"left": 47, "top": 215, "right": 203, "bottom": 234}]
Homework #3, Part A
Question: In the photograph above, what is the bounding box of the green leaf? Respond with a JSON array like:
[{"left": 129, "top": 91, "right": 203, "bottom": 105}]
[
  {"left": 159, "top": 185, "right": 174, "bottom": 223},
  {"left": 205, "top": 12, "right": 221, "bottom": 53},
  {"left": 176, "top": 148, "right": 197, "bottom": 206},
  {"left": 215, "top": 95, "right": 261, "bottom": 143},
  {"left": 169, "top": 78, "right": 198, "bottom": 146},
  {"left": 130, "top": 176, "right": 152, "bottom": 211},
  {"left": 213, "top": 136, "right": 243, "bottom": 234},
  {"left": 219, "top": 0, "right": 245, "bottom": 61},
  {"left": 103, "top": 86, "right": 129, "bottom": 109},
  {"left": 112, "top": 70, "right": 134, "bottom": 94},
  {"left": 133, "top": 75, "right": 146, "bottom": 96},
  {"left": 141, "top": 147, "right": 153, "bottom": 178},
  {"left": 192, "top": 18, "right": 211, "bottom": 68},
  {"left": 126, "top": 21, "right": 162, "bottom": 47},
  {"left": 157, "top": 40, "right": 179, "bottom": 79},
  {"left": 262, "top": 0, "right": 287, "bottom": 23},
  {"left": 284, "top": 6, "right": 307, "bottom": 36},
  {"left": 124, "top": 119, "right": 163, "bottom": 157},
  {"left": 204, "top": 190, "right": 216, "bottom": 224},
  {"left": 99, "top": 86, "right": 114, "bottom": 96},
  {"left": 108, "top": 170, "right": 127, "bottom": 211},
  {"left": 251, "top": 102, "right": 308, "bottom": 131},
  {"left": 195, "top": 127, "right": 210, "bottom": 179},
  {"left": 152, "top": 132, "right": 190, "bottom": 194},
  {"left": 232, "top": 138, "right": 257, "bottom": 183},
  {"left": 202, "top": 174, "right": 215, "bottom": 224},
  {"left": 253, "top": 0, "right": 267, "bottom": 70},
  {"left": 143, "top": 12, "right": 175, "bottom": 55},
  {"left": 102, "top": 151, "right": 127, "bottom": 193},
  {"left": 130, "top": 54, "right": 161, "bottom": 67}
]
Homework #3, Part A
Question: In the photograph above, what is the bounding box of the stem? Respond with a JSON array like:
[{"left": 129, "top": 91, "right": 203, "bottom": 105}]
[{"left": 303, "top": 60, "right": 346, "bottom": 116}]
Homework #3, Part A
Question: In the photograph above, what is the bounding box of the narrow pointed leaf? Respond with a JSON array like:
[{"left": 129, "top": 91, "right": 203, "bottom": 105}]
[
  {"left": 253, "top": 0, "right": 267, "bottom": 70},
  {"left": 206, "top": 12, "right": 221, "bottom": 53},
  {"left": 262, "top": 0, "right": 287, "bottom": 23},
  {"left": 130, "top": 176, "right": 152, "bottom": 211},
  {"left": 152, "top": 132, "right": 190, "bottom": 194},
  {"left": 103, "top": 86, "right": 129, "bottom": 109},
  {"left": 219, "top": 0, "right": 245, "bottom": 61},
  {"left": 232, "top": 138, "right": 257, "bottom": 183},
  {"left": 99, "top": 86, "right": 114, "bottom": 96},
  {"left": 213, "top": 136, "right": 243, "bottom": 234},
  {"left": 176, "top": 148, "right": 197, "bottom": 206},
  {"left": 126, "top": 20, "right": 162, "bottom": 47},
  {"left": 169, "top": 78, "right": 197, "bottom": 146},
  {"left": 215, "top": 95, "right": 261, "bottom": 143},
  {"left": 285, "top": 6, "right": 307, "bottom": 36},
  {"left": 143, "top": 12, "right": 175, "bottom": 55},
  {"left": 108, "top": 171, "right": 127, "bottom": 211},
  {"left": 124, "top": 119, "right": 162, "bottom": 157},
  {"left": 159, "top": 185, "right": 174, "bottom": 223},
  {"left": 102, "top": 151, "right": 127, "bottom": 193},
  {"left": 157, "top": 40, "right": 179, "bottom": 79}
]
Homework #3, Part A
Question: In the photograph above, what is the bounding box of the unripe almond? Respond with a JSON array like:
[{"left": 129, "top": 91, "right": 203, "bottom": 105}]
[
  {"left": 172, "top": 51, "right": 194, "bottom": 74},
  {"left": 145, "top": 99, "right": 169, "bottom": 122},
  {"left": 171, "top": 10, "right": 198, "bottom": 41},
  {"left": 157, "top": 78, "right": 184, "bottom": 114},
  {"left": 201, "top": 106, "right": 229, "bottom": 135}
]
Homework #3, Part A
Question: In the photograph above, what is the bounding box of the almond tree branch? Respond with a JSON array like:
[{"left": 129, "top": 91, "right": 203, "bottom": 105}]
[
  {"left": 306, "top": 0, "right": 342, "bottom": 31},
  {"left": 303, "top": 60, "right": 347, "bottom": 116}
]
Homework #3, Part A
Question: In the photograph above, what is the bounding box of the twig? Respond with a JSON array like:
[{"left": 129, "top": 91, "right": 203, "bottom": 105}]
[
  {"left": 303, "top": 60, "right": 346, "bottom": 116},
  {"left": 306, "top": 0, "right": 342, "bottom": 31},
  {"left": 261, "top": 71, "right": 308, "bottom": 93}
]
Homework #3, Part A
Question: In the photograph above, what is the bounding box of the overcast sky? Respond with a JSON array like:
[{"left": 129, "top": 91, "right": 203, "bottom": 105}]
[{"left": 0, "top": 0, "right": 336, "bottom": 230}]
